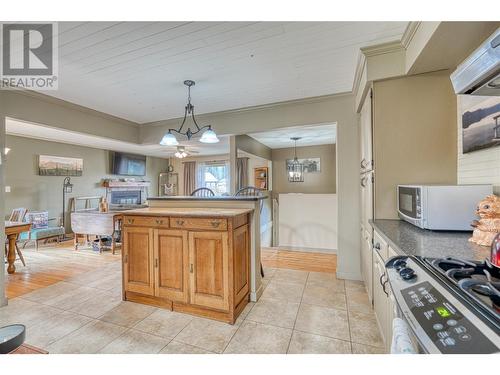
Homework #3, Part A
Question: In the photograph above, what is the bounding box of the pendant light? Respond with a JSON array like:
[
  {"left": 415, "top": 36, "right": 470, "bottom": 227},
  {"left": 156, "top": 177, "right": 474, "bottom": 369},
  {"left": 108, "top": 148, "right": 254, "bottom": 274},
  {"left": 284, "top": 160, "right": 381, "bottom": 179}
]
[
  {"left": 288, "top": 137, "right": 304, "bottom": 182},
  {"left": 160, "top": 80, "right": 219, "bottom": 146}
]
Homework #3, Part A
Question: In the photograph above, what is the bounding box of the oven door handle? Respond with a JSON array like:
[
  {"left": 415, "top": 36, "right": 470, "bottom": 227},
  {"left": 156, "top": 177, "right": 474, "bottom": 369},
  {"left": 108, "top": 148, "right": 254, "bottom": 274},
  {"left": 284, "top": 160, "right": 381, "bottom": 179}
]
[{"left": 375, "top": 255, "right": 389, "bottom": 297}]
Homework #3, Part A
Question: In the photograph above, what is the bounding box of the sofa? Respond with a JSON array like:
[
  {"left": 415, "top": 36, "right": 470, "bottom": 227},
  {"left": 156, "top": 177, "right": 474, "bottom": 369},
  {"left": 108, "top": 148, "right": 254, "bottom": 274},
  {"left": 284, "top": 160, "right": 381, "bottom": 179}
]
[{"left": 19, "top": 211, "right": 65, "bottom": 250}]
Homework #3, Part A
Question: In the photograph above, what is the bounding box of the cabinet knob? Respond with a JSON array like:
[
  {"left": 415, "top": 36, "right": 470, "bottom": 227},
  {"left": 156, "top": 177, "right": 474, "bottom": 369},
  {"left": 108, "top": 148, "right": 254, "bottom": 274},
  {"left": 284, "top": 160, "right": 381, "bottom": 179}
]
[
  {"left": 127, "top": 218, "right": 134, "bottom": 224},
  {"left": 210, "top": 220, "right": 220, "bottom": 228},
  {"left": 176, "top": 220, "right": 185, "bottom": 226},
  {"left": 156, "top": 219, "right": 163, "bottom": 225}
]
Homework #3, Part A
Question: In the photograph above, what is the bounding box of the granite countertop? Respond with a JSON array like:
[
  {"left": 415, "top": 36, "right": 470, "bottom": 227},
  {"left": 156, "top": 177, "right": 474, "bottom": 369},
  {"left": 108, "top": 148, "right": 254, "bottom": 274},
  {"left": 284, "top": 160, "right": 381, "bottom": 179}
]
[
  {"left": 370, "top": 219, "right": 491, "bottom": 261},
  {"left": 148, "top": 196, "right": 265, "bottom": 201},
  {"left": 123, "top": 207, "right": 253, "bottom": 217}
]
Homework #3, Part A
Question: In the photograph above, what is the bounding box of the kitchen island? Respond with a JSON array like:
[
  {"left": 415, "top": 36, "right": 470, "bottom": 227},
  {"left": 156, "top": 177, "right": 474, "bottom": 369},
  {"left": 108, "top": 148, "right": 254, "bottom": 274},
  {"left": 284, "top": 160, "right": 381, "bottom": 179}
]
[{"left": 121, "top": 206, "right": 253, "bottom": 324}]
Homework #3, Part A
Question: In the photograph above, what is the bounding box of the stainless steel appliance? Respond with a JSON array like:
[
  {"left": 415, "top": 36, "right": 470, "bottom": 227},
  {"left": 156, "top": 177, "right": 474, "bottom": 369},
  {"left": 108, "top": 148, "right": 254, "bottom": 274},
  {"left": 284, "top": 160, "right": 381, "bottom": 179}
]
[
  {"left": 385, "top": 256, "right": 500, "bottom": 354},
  {"left": 451, "top": 29, "right": 500, "bottom": 96},
  {"left": 397, "top": 184, "right": 492, "bottom": 230}
]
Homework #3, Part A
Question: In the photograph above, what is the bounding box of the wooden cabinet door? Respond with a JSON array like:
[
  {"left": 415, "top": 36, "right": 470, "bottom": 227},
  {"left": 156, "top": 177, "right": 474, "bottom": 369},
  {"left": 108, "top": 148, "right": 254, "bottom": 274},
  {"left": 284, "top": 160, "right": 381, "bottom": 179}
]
[
  {"left": 233, "top": 225, "right": 249, "bottom": 305},
  {"left": 154, "top": 229, "right": 189, "bottom": 303},
  {"left": 188, "top": 231, "right": 229, "bottom": 311},
  {"left": 123, "top": 226, "right": 154, "bottom": 296}
]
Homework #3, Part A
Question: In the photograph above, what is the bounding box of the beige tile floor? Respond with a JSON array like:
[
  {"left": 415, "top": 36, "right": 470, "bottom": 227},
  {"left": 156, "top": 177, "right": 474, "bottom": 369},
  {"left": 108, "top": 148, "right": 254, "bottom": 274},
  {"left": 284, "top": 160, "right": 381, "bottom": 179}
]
[{"left": 1, "top": 261, "right": 385, "bottom": 354}]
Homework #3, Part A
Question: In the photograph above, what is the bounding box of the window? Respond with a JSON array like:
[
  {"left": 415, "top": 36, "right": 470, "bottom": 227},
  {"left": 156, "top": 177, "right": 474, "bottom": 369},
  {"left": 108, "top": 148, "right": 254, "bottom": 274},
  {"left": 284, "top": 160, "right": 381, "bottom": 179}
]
[{"left": 197, "top": 161, "right": 230, "bottom": 196}]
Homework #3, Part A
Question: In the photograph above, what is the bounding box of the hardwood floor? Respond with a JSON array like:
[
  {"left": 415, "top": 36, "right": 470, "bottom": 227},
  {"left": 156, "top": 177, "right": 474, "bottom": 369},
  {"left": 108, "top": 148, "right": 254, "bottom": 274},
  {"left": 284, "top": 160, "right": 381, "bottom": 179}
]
[
  {"left": 4, "top": 241, "right": 120, "bottom": 299},
  {"left": 261, "top": 247, "right": 336, "bottom": 273},
  {"left": 4, "top": 243, "right": 336, "bottom": 300}
]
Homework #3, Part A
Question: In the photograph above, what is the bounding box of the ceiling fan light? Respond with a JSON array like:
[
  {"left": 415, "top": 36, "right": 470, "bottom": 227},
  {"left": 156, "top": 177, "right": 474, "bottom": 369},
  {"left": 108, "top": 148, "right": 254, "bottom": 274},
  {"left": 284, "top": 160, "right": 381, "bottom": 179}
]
[
  {"left": 200, "top": 128, "right": 219, "bottom": 144},
  {"left": 160, "top": 132, "right": 179, "bottom": 146}
]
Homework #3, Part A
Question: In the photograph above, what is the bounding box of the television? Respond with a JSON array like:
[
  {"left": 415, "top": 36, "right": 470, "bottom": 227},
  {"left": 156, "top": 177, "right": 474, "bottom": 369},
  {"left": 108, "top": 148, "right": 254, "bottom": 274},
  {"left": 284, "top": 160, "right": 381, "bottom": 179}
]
[{"left": 112, "top": 152, "right": 146, "bottom": 176}]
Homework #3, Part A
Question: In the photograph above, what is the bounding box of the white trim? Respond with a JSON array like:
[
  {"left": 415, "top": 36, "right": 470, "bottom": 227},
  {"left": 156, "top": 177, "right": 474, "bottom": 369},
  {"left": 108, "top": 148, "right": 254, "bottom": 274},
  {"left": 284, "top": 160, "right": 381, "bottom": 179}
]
[
  {"left": 360, "top": 40, "right": 405, "bottom": 57},
  {"left": 401, "top": 21, "right": 421, "bottom": 49},
  {"left": 336, "top": 270, "right": 363, "bottom": 281},
  {"left": 352, "top": 52, "right": 367, "bottom": 95}
]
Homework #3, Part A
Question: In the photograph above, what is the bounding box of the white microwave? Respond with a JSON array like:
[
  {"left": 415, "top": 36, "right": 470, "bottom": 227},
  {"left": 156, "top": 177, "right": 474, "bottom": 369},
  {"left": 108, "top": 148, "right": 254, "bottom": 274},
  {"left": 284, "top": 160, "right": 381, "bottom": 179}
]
[{"left": 397, "top": 184, "right": 493, "bottom": 231}]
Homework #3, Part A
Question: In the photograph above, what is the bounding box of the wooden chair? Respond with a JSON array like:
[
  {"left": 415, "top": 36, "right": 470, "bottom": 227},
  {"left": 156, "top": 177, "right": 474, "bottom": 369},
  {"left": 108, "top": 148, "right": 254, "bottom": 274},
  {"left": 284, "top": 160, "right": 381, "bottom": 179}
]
[
  {"left": 4, "top": 208, "right": 28, "bottom": 266},
  {"left": 9, "top": 208, "right": 27, "bottom": 222},
  {"left": 234, "top": 187, "right": 266, "bottom": 278},
  {"left": 190, "top": 187, "right": 215, "bottom": 197},
  {"left": 235, "top": 186, "right": 263, "bottom": 198}
]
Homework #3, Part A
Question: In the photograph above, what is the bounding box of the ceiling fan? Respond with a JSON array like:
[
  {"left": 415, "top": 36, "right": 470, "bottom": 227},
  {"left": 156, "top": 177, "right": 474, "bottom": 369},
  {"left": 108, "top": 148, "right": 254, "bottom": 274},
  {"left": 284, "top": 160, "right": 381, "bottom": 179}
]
[{"left": 173, "top": 146, "right": 199, "bottom": 159}]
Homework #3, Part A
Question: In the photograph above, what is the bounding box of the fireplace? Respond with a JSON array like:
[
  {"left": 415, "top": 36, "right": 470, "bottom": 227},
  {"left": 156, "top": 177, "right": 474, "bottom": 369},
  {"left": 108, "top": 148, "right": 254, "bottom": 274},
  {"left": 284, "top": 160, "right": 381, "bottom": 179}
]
[{"left": 109, "top": 189, "right": 142, "bottom": 205}]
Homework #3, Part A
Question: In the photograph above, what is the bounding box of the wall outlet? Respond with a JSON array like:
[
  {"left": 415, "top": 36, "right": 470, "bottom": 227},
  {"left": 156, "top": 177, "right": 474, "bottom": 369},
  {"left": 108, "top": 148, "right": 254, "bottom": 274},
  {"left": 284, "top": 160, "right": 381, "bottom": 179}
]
[{"left": 5, "top": 186, "right": 11, "bottom": 193}]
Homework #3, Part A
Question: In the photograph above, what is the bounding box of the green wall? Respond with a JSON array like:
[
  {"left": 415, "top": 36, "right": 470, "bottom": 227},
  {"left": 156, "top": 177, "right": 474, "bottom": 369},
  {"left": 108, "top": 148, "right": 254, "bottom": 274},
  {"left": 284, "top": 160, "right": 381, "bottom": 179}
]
[{"left": 4, "top": 135, "right": 168, "bottom": 231}]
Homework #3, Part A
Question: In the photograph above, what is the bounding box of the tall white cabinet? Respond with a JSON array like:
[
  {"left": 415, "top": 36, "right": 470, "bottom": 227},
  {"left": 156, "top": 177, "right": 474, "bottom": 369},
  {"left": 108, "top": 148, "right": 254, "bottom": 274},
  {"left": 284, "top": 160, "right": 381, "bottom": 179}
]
[{"left": 359, "top": 89, "right": 374, "bottom": 303}]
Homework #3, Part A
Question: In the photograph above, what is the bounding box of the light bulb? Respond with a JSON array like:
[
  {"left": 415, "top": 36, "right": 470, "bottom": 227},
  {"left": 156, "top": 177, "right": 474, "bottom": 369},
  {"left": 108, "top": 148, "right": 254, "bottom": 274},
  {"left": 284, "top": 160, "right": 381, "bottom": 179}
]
[
  {"left": 160, "top": 132, "right": 179, "bottom": 146},
  {"left": 200, "top": 128, "right": 219, "bottom": 143}
]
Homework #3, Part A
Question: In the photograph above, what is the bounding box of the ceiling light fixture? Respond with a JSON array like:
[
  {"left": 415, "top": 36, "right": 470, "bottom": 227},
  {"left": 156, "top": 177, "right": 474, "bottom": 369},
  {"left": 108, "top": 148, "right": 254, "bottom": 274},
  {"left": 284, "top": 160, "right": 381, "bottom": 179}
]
[
  {"left": 288, "top": 137, "right": 304, "bottom": 182},
  {"left": 160, "top": 80, "right": 219, "bottom": 146},
  {"left": 174, "top": 146, "right": 188, "bottom": 159}
]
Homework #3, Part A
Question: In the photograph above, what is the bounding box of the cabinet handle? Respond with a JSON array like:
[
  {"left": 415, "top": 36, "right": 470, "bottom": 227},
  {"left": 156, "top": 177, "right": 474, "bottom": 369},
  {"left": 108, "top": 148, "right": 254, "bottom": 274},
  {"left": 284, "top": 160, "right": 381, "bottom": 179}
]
[
  {"left": 124, "top": 254, "right": 128, "bottom": 263},
  {"left": 360, "top": 176, "right": 367, "bottom": 187},
  {"left": 176, "top": 220, "right": 185, "bottom": 226},
  {"left": 155, "top": 258, "right": 159, "bottom": 268},
  {"left": 210, "top": 220, "right": 220, "bottom": 228},
  {"left": 127, "top": 218, "right": 134, "bottom": 224},
  {"left": 156, "top": 219, "right": 163, "bottom": 225},
  {"left": 190, "top": 264, "right": 193, "bottom": 273}
]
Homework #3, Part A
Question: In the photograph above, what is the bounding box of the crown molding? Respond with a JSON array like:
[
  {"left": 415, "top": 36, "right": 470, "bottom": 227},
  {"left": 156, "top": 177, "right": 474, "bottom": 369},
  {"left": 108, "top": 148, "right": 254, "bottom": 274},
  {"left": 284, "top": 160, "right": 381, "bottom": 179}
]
[
  {"left": 352, "top": 52, "right": 367, "bottom": 95},
  {"left": 144, "top": 91, "right": 353, "bottom": 127},
  {"left": 3, "top": 88, "right": 139, "bottom": 127},
  {"left": 401, "top": 21, "right": 421, "bottom": 49},
  {"left": 360, "top": 40, "right": 405, "bottom": 57}
]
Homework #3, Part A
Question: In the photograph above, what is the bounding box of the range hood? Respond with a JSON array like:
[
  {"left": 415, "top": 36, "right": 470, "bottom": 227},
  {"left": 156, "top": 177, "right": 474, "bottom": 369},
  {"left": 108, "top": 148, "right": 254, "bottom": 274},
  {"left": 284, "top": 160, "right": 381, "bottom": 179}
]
[{"left": 451, "top": 29, "right": 500, "bottom": 96}]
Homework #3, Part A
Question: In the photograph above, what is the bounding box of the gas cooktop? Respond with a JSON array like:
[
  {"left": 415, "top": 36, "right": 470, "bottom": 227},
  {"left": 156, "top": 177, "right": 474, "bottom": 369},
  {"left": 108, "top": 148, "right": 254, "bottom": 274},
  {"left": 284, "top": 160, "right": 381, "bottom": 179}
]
[
  {"left": 423, "top": 257, "right": 500, "bottom": 324},
  {"left": 386, "top": 256, "right": 500, "bottom": 353}
]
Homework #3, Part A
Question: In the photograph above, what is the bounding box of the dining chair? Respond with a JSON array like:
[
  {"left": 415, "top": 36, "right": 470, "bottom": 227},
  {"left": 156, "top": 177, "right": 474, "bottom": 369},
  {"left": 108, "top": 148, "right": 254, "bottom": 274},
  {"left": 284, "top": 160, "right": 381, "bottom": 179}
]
[{"left": 190, "top": 187, "right": 215, "bottom": 197}]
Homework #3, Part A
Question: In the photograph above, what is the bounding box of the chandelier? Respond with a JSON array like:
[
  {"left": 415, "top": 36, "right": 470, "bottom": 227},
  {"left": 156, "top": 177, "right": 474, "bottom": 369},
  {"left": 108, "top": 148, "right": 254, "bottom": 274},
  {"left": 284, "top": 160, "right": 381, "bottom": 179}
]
[
  {"left": 160, "top": 80, "right": 219, "bottom": 146},
  {"left": 288, "top": 137, "right": 304, "bottom": 182}
]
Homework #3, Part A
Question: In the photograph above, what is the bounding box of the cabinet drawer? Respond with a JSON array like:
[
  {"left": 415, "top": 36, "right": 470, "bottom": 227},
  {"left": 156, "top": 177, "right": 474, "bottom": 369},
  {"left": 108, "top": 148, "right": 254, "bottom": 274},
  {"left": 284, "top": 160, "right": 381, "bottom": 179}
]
[
  {"left": 170, "top": 217, "right": 227, "bottom": 231},
  {"left": 123, "top": 216, "right": 169, "bottom": 227},
  {"left": 373, "top": 230, "right": 388, "bottom": 261}
]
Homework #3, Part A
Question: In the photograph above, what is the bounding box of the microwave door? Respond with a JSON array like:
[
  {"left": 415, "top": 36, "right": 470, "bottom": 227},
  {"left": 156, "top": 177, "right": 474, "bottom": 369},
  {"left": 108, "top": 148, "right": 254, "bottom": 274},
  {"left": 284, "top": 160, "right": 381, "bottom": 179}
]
[{"left": 398, "top": 187, "right": 420, "bottom": 220}]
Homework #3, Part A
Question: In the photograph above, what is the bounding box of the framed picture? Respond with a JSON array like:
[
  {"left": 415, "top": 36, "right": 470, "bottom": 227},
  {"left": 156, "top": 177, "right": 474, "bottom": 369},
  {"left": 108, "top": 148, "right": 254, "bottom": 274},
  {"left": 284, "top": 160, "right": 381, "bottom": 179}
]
[
  {"left": 461, "top": 96, "right": 500, "bottom": 154},
  {"left": 286, "top": 158, "right": 321, "bottom": 173},
  {"left": 38, "top": 155, "right": 83, "bottom": 176}
]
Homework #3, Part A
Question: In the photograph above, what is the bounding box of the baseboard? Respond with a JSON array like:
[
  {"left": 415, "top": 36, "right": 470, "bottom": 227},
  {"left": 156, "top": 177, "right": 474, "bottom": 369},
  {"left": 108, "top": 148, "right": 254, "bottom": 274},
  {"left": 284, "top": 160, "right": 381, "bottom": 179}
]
[
  {"left": 336, "top": 270, "right": 363, "bottom": 281},
  {"left": 251, "top": 283, "right": 264, "bottom": 302}
]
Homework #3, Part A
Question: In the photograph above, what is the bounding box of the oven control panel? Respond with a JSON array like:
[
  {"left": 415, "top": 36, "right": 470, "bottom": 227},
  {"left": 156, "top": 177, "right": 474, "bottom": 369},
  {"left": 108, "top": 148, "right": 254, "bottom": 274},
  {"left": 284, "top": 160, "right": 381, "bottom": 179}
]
[{"left": 401, "top": 281, "right": 498, "bottom": 354}]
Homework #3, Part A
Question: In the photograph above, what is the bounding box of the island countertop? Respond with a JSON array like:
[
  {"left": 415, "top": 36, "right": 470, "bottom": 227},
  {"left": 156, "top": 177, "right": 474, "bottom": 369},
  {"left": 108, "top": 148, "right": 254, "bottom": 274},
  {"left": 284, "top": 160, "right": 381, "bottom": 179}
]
[
  {"left": 148, "top": 195, "right": 265, "bottom": 201},
  {"left": 123, "top": 207, "right": 253, "bottom": 217}
]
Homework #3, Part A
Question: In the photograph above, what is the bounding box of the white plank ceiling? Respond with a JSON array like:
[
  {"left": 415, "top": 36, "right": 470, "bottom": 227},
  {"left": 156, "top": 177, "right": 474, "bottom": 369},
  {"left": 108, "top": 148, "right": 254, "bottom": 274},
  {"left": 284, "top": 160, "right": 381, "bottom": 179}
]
[{"left": 37, "top": 22, "right": 407, "bottom": 123}]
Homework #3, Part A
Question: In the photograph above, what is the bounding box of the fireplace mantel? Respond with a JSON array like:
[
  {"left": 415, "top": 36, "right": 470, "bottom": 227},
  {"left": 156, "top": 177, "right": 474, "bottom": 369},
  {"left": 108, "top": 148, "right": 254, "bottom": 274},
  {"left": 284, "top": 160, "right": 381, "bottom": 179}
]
[{"left": 102, "top": 180, "right": 151, "bottom": 188}]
